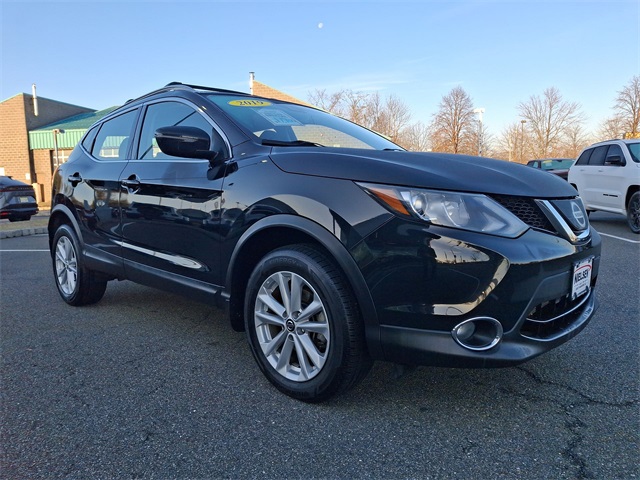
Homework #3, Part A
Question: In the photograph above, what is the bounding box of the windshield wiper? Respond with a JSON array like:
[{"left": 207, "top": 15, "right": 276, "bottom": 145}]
[{"left": 261, "top": 139, "right": 324, "bottom": 147}]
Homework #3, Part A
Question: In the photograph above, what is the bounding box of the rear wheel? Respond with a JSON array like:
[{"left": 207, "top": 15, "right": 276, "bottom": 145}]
[
  {"left": 627, "top": 191, "right": 640, "bottom": 233},
  {"left": 244, "top": 245, "right": 371, "bottom": 402},
  {"left": 52, "top": 224, "right": 107, "bottom": 305}
]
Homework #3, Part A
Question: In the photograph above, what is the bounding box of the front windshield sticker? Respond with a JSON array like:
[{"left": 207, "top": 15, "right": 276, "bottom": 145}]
[
  {"left": 228, "top": 99, "right": 272, "bottom": 107},
  {"left": 257, "top": 108, "right": 303, "bottom": 126}
]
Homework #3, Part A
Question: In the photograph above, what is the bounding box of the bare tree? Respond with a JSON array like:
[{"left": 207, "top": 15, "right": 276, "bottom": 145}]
[
  {"left": 345, "top": 90, "right": 372, "bottom": 128},
  {"left": 398, "top": 121, "right": 432, "bottom": 152},
  {"left": 496, "top": 122, "right": 529, "bottom": 163},
  {"left": 429, "top": 86, "right": 477, "bottom": 154},
  {"left": 560, "top": 123, "right": 592, "bottom": 158},
  {"left": 613, "top": 75, "right": 640, "bottom": 137},
  {"left": 518, "top": 87, "right": 583, "bottom": 158},
  {"left": 376, "top": 94, "right": 412, "bottom": 144},
  {"left": 598, "top": 116, "right": 626, "bottom": 140},
  {"left": 308, "top": 89, "right": 344, "bottom": 115},
  {"left": 307, "top": 88, "right": 413, "bottom": 145}
]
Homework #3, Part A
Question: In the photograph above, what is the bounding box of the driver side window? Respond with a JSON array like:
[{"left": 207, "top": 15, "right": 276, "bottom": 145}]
[{"left": 137, "top": 101, "right": 225, "bottom": 160}]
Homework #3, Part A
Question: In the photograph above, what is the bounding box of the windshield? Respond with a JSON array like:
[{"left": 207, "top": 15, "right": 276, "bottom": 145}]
[
  {"left": 207, "top": 94, "right": 402, "bottom": 150},
  {"left": 627, "top": 143, "right": 640, "bottom": 163},
  {"left": 541, "top": 159, "right": 574, "bottom": 170}
]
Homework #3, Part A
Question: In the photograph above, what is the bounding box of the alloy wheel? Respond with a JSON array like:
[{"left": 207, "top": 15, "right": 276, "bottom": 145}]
[
  {"left": 253, "top": 271, "right": 330, "bottom": 382},
  {"left": 55, "top": 236, "right": 78, "bottom": 296}
]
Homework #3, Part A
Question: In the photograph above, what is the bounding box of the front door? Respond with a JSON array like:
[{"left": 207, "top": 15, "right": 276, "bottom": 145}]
[{"left": 118, "top": 100, "right": 228, "bottom": 291}]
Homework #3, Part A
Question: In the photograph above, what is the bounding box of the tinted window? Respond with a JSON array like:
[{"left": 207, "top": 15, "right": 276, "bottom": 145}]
[
  {"left": 575, "top": 149, "right": 592, "bottom": 166},
  {"left": 91, "top": 110, "right": 137, "bottom": 161},
  {"left": 206, "top": 94, "right": 401, "bottom": 150},
  {"left": 81, "top": 125, "right": 99, "bottom": 152},
  {"left": 605, "top": 144, "right": 625, "bottom": 165},
  {"left": 137, "top": 101, "right": 223, "bottom": 161},
  {"left": 627, "top": 143, "right": 640, "bottom": 163},
  {"left": 587, "top": 146, "right": 607, "bottom": 166},
  {"left": 541, "top": 159, "right": 573, "bottom": 170}
]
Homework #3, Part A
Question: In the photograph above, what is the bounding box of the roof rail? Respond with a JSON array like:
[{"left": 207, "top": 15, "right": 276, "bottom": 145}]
[
  {"left": 164, "top": 82, "right": 248, "bottom": 96},
  {"left": 123, "top": 82, "right": 250, "bottom": 105}
]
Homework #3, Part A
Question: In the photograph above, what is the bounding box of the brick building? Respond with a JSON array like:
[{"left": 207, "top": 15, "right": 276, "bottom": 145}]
[
  {"left": 250, "top": 72, "right": 311, "bottom": 107},
  {"left": 1, "top": 75, "right": 307, "bottom": 206},
  {"left": 0, "top": 93, "right": 95, "bottom": 204}
]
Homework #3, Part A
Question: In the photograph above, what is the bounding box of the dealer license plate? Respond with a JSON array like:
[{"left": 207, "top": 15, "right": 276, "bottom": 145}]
[{"left": 571, "top": 257, "right": 593, "bottom": 300}]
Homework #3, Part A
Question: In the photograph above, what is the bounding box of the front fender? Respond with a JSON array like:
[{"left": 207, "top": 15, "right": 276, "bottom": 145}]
[{"left": 225, "top": 214, "right": 384, "bottom": 359}]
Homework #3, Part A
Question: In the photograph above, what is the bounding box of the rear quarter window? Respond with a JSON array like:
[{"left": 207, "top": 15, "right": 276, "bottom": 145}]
[{"left": 81, "top": 126, "right": 99, "bottom": 152}]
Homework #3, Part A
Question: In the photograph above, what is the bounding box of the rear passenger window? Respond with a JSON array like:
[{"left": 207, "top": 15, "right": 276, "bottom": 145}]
[
  {"left": 91, "top": 110, "right": 138, "bottom": 161},
  {"left": 587, "top": 146, "right": 607, "bottom": 166},
  {"left": 575, "top": 149, "right": 592, "bottom": 166}
]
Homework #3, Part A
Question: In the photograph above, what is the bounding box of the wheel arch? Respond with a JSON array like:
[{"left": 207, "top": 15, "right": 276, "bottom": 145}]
[
  {"left": 625, "top": 185, "right": 640, "bottom": 208},
  {"left": 224, "top": 215, "right": 382, "bottom": 358},
  {"left": 48, "top": 203, "right": 83, "bottom": 253}
]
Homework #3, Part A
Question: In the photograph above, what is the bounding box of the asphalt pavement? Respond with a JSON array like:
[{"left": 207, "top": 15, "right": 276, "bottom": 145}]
[{"left": 0, "top": 212, "right": 638, "bottom": 479}]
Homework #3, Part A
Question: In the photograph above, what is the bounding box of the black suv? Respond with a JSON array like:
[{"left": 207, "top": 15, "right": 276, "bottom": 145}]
[{"left": 50, "top": 83, "right": 601, "bottom": 402}]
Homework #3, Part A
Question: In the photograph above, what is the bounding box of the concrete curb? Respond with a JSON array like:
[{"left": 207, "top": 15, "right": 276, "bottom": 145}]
[
  {"left": 0, "top": 227, "right": 48, "bottom": 239},
  {"left": 0, "top": 210, "right": 50, "bottom": 239}
]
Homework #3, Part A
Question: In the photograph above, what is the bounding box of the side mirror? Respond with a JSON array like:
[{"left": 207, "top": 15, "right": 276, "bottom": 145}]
[
  {"left": 605, "top": 155, "right": 624, "bottom": 166},
  {"left": 155, "top": 126, "right": 218, "bottom": 162}
]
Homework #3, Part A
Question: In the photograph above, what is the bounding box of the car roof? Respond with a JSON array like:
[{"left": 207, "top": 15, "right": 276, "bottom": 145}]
[
  {"left": 123, "top": 82, "right": 253, "bottom": 106},
  {"left": 0, "top": 176, "right": 30, "bottom": 187},
  {"left": 589, "top": 138, "right": 640, "bottom": 147}
]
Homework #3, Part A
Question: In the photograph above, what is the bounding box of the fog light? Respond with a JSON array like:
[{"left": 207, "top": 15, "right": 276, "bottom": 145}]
[{"left": 452, "top": 317, "right": 503, "bottom": 351}]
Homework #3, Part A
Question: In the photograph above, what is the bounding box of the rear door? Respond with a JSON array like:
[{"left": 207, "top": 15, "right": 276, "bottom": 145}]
[
  {"left": 118, "top": 99, "right": 229, "bottom": 292},
  {"left": 573, "top": 146, "right": 606, "bottom": 210},
  {"left": 595, "top": 144, "right": 629, "bottom": 211},
  {"left": 575, "top": 144, "right": 629, "bottom": 213},
  {"left": 71, "top": 108, "right": 138, "bottom": 261}
]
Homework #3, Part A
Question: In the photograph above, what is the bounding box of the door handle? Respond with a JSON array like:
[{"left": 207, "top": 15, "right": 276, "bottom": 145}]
[
  {"left": 67, "top": 173, "right": 82, "bottom": 187},
  {"left": 121, "top": 178, "right": 140, "bottom": 188}
]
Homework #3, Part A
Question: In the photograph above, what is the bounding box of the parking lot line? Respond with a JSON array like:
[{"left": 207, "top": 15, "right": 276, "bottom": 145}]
[
  {"left": 598, "top": 232, "right": 640, "bottom": 244},
  {"left": 0, "top": 249, "right": 49, "bottom": 252}
]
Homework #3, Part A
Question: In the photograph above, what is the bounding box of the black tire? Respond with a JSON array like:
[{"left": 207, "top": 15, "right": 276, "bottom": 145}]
[
  {"left": 627, "top": 191, "right": 640, "bottom": 234},
  {"left": 244, "top": 245, "right": 371, "bottom": 402},
  {"left": 51, "top": 224, "right": 107, "bottom": 306}
]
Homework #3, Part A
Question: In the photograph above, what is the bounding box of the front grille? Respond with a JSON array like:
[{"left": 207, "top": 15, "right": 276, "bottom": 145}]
[
  {"left": 520, "top": 290, "right": 591, "bottom": 340},
  {"left": 491, "top": 195, "right": 554, "bottom": 232}
]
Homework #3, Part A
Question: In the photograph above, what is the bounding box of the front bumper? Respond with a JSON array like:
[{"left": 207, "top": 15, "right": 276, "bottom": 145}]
[
  {"left": 379, "top": 287, "right": 597, "bottom": 368},
  {"left": 355, "top": 218, "right": 602, "bottom": 367}
]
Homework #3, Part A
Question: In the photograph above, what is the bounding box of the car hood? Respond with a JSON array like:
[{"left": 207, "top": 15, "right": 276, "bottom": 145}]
[{"left": 269, "top": 149, "right": 576, "bottom": 198}]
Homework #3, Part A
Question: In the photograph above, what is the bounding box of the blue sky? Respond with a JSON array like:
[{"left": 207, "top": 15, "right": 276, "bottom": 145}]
[{"left": 1, "top": 0, "right": 638, "bottom": 137}]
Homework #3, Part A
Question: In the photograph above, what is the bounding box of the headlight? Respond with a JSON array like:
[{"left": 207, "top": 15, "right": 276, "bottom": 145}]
[{"left": 359, "top": 183, "right": 528, "bottom": 238}]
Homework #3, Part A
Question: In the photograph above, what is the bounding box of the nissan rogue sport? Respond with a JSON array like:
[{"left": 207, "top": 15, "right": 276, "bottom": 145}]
[{"left": 49, "top": 83, "right": 601, "bottom": 401}]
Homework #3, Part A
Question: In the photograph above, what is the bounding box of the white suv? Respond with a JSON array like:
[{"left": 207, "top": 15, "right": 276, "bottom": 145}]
[{"left": 568, "top": 139, "right": 640, "bottom": 233}]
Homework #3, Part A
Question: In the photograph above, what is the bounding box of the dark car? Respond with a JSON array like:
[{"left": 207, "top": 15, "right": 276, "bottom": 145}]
[
  {"left": 0, "top": 175, "right": 39, "bottom": 222},
  {"left": 49, "top": 83, "right": 601, "bottom": 402},
  {"left": 526, "top": 158, "right": 575, "bottom": 180}
]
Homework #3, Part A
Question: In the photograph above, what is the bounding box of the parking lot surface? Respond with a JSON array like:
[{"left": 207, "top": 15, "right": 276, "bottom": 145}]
[{"left": 1, "top": 212, "right": 638, "bottom": 479}]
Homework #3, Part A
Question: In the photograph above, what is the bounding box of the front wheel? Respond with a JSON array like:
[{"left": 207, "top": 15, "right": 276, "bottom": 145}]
[
  {"left": 52, "top": 224, "right": 108, "bottom": 305},
  {"left": 244, "top": 245, "right": 371, "bottom": 402},
  {"left": 627, "top": 191, "right": 640, "bottom": 233}
]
